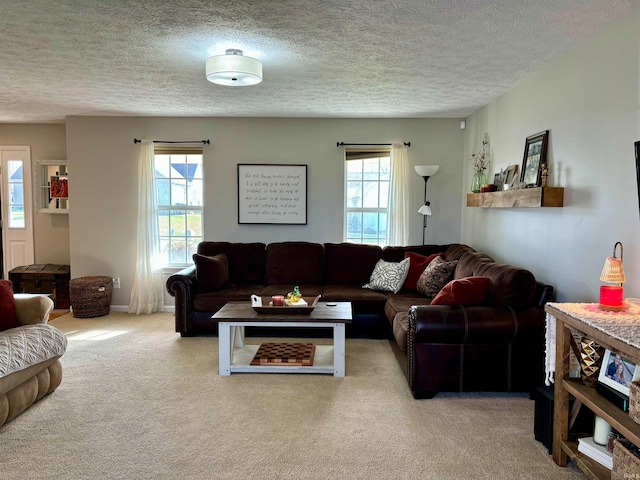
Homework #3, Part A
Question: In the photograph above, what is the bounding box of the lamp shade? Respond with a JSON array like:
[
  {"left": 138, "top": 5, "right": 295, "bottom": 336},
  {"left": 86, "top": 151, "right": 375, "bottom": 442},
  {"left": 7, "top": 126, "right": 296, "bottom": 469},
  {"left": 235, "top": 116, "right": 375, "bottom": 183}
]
[
  {"left": 418, "top": 204, "right": 432, "bottom": 216},
  {"left": 206, "top": 49, "right": 262, "bottom": 86},
  {"left": 599, "top": 242, "right": 626, "bottom": 283},
  {"left": 415, "top": 165, "right": 439, "bottom": 177}
]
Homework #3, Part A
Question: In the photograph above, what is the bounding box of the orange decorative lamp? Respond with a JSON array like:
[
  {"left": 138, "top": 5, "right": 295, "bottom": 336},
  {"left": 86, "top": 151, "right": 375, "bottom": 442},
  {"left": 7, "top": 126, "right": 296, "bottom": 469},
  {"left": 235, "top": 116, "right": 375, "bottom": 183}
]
[{"left": 599, "top": 242, "right": 626, "bottom": 311}]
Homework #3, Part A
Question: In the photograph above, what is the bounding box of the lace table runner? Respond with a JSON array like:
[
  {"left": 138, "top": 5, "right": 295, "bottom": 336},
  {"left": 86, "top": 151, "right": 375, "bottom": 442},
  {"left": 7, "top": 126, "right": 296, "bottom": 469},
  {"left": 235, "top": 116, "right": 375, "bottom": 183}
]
[{"left": 545, "top": 303, "right": 640, "bottom": 386}]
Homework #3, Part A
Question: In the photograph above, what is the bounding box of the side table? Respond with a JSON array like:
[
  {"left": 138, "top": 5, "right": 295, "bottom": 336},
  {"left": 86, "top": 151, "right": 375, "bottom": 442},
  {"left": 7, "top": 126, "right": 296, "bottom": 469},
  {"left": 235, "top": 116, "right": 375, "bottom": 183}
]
[
  {"left": 9, "top": 264, "right": 70, "bottom": 309},
  {"left": 545, "top": 302, "right": 640, "bottom": 479}
]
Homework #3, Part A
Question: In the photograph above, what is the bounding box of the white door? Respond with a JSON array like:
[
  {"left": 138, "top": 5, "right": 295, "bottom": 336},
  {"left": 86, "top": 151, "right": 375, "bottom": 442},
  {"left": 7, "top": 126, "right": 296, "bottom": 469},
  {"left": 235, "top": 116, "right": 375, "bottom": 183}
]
[{"left": 0, "top": 146, "right": 34, "bottom": 278}]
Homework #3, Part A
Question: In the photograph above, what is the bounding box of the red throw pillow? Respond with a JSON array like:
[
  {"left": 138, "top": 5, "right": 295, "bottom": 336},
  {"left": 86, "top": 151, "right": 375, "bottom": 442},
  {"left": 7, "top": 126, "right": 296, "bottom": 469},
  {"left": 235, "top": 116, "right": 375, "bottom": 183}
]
[
  {"left": 0, "top": 279, "right": 19, "bottom": 331},
  {"left": 430, "top": 276, "right": 490, "bottom": 306},
  {"left": 403, "top": 252, "right": 443, "bottom": 290}
]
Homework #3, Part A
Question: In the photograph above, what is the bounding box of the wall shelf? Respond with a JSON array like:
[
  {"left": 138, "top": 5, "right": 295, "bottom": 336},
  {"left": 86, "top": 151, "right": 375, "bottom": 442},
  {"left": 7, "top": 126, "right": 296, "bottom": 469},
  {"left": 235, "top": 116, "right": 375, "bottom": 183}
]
[{"left": 466, "top": 187, "right": 564, "bottom": 208}]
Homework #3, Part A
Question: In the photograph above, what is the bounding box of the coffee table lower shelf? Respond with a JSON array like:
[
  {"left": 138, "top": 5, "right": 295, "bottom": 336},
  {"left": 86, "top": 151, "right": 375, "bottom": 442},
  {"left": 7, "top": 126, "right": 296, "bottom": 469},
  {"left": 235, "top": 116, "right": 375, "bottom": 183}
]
[
  {"left": 229, "top": 344, "right": 336, "bottom": 374},
  {"left": 218, "top": 320, "right": 347, "bottom": 377}
]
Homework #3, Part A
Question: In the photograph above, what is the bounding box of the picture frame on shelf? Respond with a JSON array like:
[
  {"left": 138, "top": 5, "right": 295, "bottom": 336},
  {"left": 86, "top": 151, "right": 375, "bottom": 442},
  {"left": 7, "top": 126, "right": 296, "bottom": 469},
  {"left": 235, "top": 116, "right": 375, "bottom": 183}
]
[
  {"left": 597, "top": 349, "right": 639, "bottom": 397},
  {"left": 493, "top": 172, "right": 504, "bottom": 190},
  {"left": 520, "top": 130, "right": 549, "bottom": 187},
  {"left": 504, "top": 164, "right": 519, "bottom": 186}
]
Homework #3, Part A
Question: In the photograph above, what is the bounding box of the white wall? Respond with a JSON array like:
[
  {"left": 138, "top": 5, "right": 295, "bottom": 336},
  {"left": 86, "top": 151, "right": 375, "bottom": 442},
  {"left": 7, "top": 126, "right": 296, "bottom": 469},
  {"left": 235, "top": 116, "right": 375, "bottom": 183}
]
[
  {"left": 462, "top": 5, "right": 640, "bottom": 302},
  {"left": 66, "top": 117, "right": 464, "bottom": 306},
  {"left": 0, "top": 124, "right": 70, "bottom": 265}
]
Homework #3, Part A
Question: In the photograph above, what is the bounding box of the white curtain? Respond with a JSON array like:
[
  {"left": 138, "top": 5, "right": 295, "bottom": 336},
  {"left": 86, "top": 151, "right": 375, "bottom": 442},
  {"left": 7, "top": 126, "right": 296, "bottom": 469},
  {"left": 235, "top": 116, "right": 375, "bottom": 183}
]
[
  {"left": 387, "top": 143, "right": 410, "bottom": 246},
  {"left": 128, "top": 140, "right": 164, "bottom": 314}
]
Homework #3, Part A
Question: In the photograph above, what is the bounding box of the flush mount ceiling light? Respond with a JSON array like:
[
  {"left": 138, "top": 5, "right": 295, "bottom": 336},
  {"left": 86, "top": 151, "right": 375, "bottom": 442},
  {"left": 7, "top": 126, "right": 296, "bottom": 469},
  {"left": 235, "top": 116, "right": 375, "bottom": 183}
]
[{"left": 205, "top": 49, "right": 262, "bottom": 86}]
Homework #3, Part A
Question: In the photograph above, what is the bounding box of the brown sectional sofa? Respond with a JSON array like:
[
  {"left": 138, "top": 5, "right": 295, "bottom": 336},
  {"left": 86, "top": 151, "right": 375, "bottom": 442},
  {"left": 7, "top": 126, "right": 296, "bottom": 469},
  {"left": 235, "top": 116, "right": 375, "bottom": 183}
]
[{"left": 167, "top": 241, "right": 552, "bottom": 398}]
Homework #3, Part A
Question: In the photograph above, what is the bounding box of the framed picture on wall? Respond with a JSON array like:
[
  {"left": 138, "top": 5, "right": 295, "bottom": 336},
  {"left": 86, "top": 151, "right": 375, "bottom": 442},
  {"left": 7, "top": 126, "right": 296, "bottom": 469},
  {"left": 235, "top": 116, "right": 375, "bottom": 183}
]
[
  {"left": 237, "top": 164, "right": 307, "bottom": 225},
  {"left": 635, "top": 140, "right": 640, "bottom": 218},
  {"left": 520, "top": 130, "right": 549, "bottom": 187}
]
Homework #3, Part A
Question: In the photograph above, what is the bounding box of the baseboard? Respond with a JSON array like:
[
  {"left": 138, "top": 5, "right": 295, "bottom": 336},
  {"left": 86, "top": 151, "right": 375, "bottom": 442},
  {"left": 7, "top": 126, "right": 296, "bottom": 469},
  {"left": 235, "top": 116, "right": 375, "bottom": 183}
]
[{"left": 93, "top": 305, "right": 175, "bottom": 313}]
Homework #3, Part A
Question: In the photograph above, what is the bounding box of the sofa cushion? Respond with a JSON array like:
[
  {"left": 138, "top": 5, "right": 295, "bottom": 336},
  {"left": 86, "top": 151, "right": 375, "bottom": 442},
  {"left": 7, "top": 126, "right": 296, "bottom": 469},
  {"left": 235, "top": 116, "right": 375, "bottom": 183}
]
[
  {"left": 197, "top": 242, "right": 266, "bottom": 285},
  {"left": 416, "top": 257, "right": 458, "bottom": 298},
  {"left": 443, "top": 244, "right": 477, "bottom": 262},
  {"left": 431, "top": 276, "right": 490, "bottom": 306},
  {"left": 260, "top": 284, "right": 323, "bottom": 299},
  {"left": 381, "top": 244, "right": 451, "bottom": 262},
  {"left": 265, "top": 242, "right": 325, "bottom": 285},
  {"left": 14, "top": 295, "right": 54, "bottom": 326},
  {"left": 0, "top": 280, "right": 18, "bottom": 331},
  {"left": 193, "top": 253, "right": 229, "bottom": 293},
  {"left": 452, "top": 250, "right": 536, "bottom": 307},
  {"left": 384, "top": 294, "right": 431, "bottom": 324},
  {"left": 322, "top": 284, "right": 388, "bottom": 314},
  {"left": 403, "top": 252, "right": 443, "bottom": 290},
  {"left": 363, "top": 258, "right": 410, "bottom": 294},
  {"left": 324, "top": 243, "right": 382, "bottom": 285},
  {"left": 453, "top": 250, "right": 495, "bottom": 279},
  {"left": 393, "top": 312, "right": 410, "bottom": 351}
]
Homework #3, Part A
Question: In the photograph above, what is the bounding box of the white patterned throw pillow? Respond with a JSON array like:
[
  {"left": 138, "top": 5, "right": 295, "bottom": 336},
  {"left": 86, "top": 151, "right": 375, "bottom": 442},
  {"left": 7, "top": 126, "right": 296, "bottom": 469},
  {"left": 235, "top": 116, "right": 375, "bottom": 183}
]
[{"left": 363, "top": 258, "right": 410, "bottom": 294}]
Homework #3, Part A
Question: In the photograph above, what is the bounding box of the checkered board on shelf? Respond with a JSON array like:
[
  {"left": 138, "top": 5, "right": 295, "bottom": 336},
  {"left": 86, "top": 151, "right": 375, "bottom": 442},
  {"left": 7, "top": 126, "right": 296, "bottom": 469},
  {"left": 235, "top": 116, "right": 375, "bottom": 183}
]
[{"left": 250, "top": 342, "right": 316, "bottom": 366}]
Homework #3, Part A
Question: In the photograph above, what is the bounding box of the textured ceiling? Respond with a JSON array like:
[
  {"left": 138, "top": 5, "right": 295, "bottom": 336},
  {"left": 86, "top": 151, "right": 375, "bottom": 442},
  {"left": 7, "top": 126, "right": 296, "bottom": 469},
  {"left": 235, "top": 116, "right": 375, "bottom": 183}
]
[{"left": 0, "top": 0, "right": 631, "bottom": 123}]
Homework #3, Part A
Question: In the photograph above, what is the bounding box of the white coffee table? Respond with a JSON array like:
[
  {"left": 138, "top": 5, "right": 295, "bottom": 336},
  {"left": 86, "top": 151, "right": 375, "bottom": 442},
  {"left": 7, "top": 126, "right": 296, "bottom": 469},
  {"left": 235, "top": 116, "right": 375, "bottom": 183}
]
[{"left": 212, "top": 301, "right": 352, "bottom": 377}]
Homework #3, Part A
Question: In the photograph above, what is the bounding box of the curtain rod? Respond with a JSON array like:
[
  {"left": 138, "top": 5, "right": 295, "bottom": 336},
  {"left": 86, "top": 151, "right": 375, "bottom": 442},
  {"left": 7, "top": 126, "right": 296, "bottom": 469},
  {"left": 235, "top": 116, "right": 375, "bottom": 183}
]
[
  {"left": 336, "top": 142, "right": 410, "bottom": 147},
  {"left": 134, "top": 138, "right": 210, "bottom": 145}
]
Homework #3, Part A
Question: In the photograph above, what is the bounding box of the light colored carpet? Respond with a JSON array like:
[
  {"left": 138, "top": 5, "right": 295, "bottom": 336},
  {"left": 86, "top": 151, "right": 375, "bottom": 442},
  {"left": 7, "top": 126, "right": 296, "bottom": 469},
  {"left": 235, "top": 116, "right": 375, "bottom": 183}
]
[{"left": 0, "top": 312, "right": 586, "bottom": 480}]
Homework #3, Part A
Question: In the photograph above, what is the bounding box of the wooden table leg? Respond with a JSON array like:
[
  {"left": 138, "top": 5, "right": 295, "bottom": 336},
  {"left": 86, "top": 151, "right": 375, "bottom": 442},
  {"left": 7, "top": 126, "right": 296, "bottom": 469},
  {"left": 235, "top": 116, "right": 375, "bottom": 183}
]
[{"left": 553, "top": 318, "right": 571, "bottom": 466}]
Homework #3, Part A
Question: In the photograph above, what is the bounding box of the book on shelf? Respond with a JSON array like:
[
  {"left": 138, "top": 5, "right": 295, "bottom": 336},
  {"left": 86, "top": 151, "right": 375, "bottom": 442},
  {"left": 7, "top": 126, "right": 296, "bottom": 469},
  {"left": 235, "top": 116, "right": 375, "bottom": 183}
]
[{"left": 577, "top": 436, "right": 613, "bottom": 470}]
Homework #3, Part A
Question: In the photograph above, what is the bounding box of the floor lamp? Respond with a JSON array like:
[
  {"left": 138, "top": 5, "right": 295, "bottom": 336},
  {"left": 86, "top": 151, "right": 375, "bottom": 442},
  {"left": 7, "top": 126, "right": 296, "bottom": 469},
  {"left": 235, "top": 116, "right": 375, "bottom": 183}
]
[{"left": 415, "top": 165, "right": 439, "bottom": 244}]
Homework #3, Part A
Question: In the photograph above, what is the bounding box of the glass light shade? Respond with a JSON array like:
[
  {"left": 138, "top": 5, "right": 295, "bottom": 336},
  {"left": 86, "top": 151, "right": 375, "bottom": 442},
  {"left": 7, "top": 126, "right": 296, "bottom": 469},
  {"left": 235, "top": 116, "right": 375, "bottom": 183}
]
[
  {"left": 418, "top": 204, "right": 432, "bottom": 216},
  {"left": 206, "top": 49, "right": 262, "bottom": 86},
  {"left": 414, "top": 165, "right": 439, "bottom": 177}
]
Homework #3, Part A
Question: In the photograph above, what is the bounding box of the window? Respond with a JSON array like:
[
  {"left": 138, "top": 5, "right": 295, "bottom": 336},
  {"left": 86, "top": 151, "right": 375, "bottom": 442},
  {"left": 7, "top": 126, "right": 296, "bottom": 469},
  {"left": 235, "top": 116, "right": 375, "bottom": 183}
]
[
  {"left": 344, "top": 150, "right": 390, "bottom": 246},
  {"left": 7, "top": 160, "right": 25, "bottom": 228},
  {"left": 154, "top": 147, "right": 203, "bottom": 266}
]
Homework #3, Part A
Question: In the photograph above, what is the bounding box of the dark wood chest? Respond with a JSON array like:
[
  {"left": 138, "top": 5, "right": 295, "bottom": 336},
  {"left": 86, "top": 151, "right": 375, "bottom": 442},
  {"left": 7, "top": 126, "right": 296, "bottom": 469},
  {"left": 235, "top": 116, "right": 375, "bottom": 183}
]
[{"left": 9, "top": 264, "right": 71, "bottom": 309}]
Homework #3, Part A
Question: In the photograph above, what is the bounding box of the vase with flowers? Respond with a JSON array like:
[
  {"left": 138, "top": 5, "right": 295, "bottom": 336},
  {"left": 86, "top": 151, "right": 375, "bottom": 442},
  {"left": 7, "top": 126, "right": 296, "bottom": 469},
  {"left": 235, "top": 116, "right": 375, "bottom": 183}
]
[{"left": 470, "top": 133, "right": 490, "bottom": 193}]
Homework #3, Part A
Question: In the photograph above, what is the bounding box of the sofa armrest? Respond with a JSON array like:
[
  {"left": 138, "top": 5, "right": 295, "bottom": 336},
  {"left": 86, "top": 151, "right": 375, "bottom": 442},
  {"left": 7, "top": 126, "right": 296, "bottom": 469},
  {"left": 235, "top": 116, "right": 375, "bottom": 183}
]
[
  {"left": 166, "top": 265, "right": 197, "bottom": 336},
  {"left": 14, "top": 295, "right": 55, "bottom": 325},
  {"left": 534, "top": 282, "right": 554, "bottom": 308},
  {"left": 409, "top": 304, "right": 544, "bottom": 344}
]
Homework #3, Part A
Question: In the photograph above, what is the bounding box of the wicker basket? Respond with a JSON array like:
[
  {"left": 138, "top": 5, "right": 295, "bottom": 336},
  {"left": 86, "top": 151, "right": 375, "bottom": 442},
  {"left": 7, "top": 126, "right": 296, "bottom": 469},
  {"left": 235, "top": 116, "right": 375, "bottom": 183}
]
[
  {"left": 630, "top": 381, "right": 640, "bottom": 425},
  {"left": 612, "top": 439, "right": 640, "bottom": 480},
  {"left": 70, "top": 276, "right": 113, "bottom": 318}
]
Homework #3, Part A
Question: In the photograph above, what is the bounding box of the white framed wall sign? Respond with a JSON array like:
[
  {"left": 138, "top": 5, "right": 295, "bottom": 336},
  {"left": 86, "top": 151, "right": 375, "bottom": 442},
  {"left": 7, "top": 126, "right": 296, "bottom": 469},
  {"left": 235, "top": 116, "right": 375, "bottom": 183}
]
[{"left": 237, "top": 164, "right": 307, "bottom": 225}]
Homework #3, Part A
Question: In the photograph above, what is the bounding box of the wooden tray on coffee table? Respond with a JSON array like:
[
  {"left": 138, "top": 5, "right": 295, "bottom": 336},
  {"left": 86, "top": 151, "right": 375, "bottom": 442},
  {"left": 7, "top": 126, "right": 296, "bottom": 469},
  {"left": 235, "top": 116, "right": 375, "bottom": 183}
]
[{"left": 252, "top": 295, "right": 321, "bottom": 314}]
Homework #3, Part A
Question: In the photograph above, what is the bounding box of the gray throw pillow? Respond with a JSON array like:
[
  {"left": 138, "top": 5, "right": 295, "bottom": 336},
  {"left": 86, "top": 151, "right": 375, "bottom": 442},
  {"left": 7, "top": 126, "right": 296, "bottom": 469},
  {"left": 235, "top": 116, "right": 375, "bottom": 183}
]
[
  {"left": 416, "top": 256, "right": 458, "bottom": 298},
  {"left": 363, "top": 258, "right": 410, "bottom": 294}
]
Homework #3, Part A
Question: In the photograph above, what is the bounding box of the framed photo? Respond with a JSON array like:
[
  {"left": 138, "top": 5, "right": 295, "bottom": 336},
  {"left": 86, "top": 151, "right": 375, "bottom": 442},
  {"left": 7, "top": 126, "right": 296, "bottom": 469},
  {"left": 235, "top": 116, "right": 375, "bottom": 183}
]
[
  {"left": 504, "top": 165, "right": 519, "bottom": 185},
  {"left": 520, "top": 130, "right": 549, "bottom": 186},
  {"left": 597, "top": 349, "right": 639, "bottom": 396},
  {"left": 237, "top": 164, "right": 307, "bottom": 225},
  {"left": 493, "top": 172, "right": 503, "bottom": 189}
]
